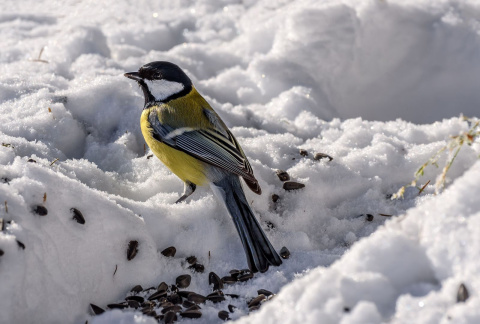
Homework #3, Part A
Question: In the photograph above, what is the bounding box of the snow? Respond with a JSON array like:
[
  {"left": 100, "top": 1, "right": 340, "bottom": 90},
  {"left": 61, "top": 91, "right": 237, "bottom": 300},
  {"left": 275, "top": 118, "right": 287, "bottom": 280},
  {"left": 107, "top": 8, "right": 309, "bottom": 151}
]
[{"left": 1, "top": 0, "right": 479, "bottom": 323}]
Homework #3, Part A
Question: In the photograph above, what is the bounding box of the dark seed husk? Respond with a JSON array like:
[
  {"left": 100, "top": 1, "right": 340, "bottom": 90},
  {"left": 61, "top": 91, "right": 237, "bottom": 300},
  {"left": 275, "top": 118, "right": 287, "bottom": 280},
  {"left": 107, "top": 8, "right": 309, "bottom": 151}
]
[
  {"left": 457, "top": 283, "right": 469, "bottom": 303},
  {"left": 188, "top": 293, "right": 207, "bottom": 304},
  {"left": 125, "top": 295, "right": 144, "bottom": 303},
  {"left": 313, "top": 152, "right": 333, "bottom": 161},
  {"left": 228, "top": 304, "right": 236, "bottom": 313},
  {"left": 225, "top": 294, "right": 239, "bottom": 299},
  {"left": 177, "top": 290, "right": 194, "bottom": 298},
  {"left": 271, "top": 194, "right": 279, "bottom": 203},
  {"left": 90, "top": 303, "right": 105, "bottom": 315},
  {"left": 188, "top": 263, "right": 204, "bottom": 273},
  {"left": 127, "top": 240, "right": 139, "bottom": 261},
  {"left": 344, "top": 307, "right": 350, "bottom": 313},
  {"left": 128, "top": 300, "right": 140, "bottom": 308},
  {"left": 161, "top": 246, "right": 176, "bottom": 257},
  {"left": 16, "top": 240, "right": 25, "bottom": 249},
  {"left": 176, "top": 274, "right": 191, "bottom": 288},
  {"left": 276, "top": 170, "right": 290, "bottom": 182},
  {"left": 27, "top": 158, "right": 36, "bottom": 163},
  {"left": 299, "top": 149, "right": 308, "bottom": 157},
  {"left": 186, "top": 256, "right": 197, "bottom": 264},
  {"left": 167, "top": 293, "right": 182, "bottom": 305},
  {"left": 0, "top": 249, "right": 4, "bottom": 256},
  {"left": 141, "top": 306, "right": 153, "bottom": 314},
  {"left": 141, "top": 301, "right": 155, "bottom": 308},
  {"left": 149, "top": 290, "right": 167, "bottom": 300},
  {"left": 70, "top": 208, "right": 85, "bottom": 224},
  {"left": 366, "top": 214, "right": 374, "bottom": 221},
  {"left": 158, "top": 282, "right": 168, "bottom": 291},
  {"left": 218, "top": 310, "right": 230, "bottom": 321},
  {"left": 208, "top": 295, "right": 226, "bottom": 303},
  {"left": 185, "top": 305, "right": 201, "bottom": 311},
  {"left": 209, "top": 272, "right": 224, "bottom": 291},
  {"left": 144, "top": 310, "right": 157, "bottom": 317},
  {"left": 160, "top": 302, "right": 174, "bottom": 308},
  {"left": 107, "top": 303, "right": 127, "bottom": 309},
  {"left": 221, "top": 276, "right": 237, "bottom": 284},
  {"left": 280, "top": 246, "right": 290, "bottom": 259},
  {"left": 161, "top": 305, "right": 182, "bottom": 314},
  {"left": 164, "top": 311, "right": 177, "bottom": 324},
  {"left": 229, "top": 269, "right": 241, "bottom": 279},
  {"left": 257, "top": 289, "right": 273, "bottom": 297},
  {"left": 249, "top": 305, "right": 260, "bottom": 312},
  {"left": 130, "top": 285, "right": 143, "bottom": 293},
  {"left": 142, "top": 286, "right": 156, "bottom": 293},
  {"left": 33, "top": 205, "right": 48, "bottom": 216},
  {"left": 170, "top": 284, "right": 178, "bottom": 293},
  {"left": 207, "top": 291, "right": 224, "bottom": 298},
  {"left": 180, "top": 310, "right": 202, "bottom": 319},
  {"left": 182, "top": 300, "right": 196, "bottom": 309},
  {"left": 237, "top": 272, "right": 254, "bottom": 282},
  {"left": 0, "top": 218, "right": 4, "bottom": 231},
  {"left": 283, "top": 181, "right": 305, "bottom": 191},
  {"left": 248, "top": 294, "right": 266, "bottom": 307}
]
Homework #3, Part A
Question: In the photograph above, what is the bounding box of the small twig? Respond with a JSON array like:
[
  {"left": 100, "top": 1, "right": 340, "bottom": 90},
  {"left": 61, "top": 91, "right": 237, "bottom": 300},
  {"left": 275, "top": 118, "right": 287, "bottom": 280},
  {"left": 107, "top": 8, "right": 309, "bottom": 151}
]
[
  {"left": 50, "top": 158, "right": 59, "bottom": 166},
  {"left": 418, "top": 180, "right": 431, "bottom": 196},
  {"left": 43, "top": 193, "right": 47, "bottom": 203},
  {"left": 4, "top": 201, "right": 7, "bottom": 214},
  {"left": 31, "top": 47, "right": 49, "bottom": 63},
  {"left": 113, "top": 264, "right": 118, "bottom": 276},
  {"left": 378, "top": 213, "right": 392, "bottom": 217}
]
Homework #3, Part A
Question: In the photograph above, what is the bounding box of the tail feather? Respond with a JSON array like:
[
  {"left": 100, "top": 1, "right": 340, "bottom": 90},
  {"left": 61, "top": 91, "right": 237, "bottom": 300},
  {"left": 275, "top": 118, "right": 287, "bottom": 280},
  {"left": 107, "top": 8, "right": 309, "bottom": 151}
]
[{"left": 212, "top": 175, "right": 282, "bottom": 273}]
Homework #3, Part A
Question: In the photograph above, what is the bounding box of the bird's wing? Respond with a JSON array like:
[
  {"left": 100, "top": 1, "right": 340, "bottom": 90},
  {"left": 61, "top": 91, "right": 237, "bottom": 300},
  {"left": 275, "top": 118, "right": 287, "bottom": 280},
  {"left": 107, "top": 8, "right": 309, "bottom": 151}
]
[{"left": 148, "top": 111, "right": 259, "bottom": 186}]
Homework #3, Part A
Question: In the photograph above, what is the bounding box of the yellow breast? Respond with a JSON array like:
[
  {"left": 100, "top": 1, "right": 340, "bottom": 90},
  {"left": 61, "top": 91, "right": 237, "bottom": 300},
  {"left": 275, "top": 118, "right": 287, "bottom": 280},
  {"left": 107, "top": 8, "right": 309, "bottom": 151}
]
[{"left": 140, "top": 88, "right": 213, "bottom": 186}]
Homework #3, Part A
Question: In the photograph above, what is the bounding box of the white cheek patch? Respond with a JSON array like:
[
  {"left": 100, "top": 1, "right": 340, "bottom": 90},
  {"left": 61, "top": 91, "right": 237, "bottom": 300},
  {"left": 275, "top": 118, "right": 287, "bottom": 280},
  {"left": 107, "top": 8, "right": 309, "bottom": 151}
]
[{"left": 144, "top": 79, "right": 184, "bottom": 101}]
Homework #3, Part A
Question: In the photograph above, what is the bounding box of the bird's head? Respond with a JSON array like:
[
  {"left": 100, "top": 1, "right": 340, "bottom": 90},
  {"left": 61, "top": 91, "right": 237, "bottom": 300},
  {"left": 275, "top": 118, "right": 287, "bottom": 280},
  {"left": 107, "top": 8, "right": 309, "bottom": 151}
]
[{"left": 124, "top": 61, "right": 192, "bottom": 107}]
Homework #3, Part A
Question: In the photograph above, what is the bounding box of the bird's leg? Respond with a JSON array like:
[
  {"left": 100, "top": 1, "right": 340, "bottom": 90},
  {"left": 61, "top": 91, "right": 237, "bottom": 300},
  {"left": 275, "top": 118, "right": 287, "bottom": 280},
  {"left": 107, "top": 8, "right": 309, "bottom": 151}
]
[{"left": 175, "top": 181, "right": 196, "bottom": 204}]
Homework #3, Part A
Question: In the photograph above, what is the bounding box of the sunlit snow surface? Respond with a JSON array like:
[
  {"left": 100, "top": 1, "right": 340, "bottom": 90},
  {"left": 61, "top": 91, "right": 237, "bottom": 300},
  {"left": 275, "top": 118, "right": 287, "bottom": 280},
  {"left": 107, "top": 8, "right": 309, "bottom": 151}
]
[{"left": 1, "top": 0, "right": 480, "bottom": 323}]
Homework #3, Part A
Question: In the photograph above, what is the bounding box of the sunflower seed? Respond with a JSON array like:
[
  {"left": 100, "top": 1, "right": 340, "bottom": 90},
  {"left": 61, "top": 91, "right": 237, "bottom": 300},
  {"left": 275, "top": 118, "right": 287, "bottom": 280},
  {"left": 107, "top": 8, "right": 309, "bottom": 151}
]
[
  {"left": 187, "top": 293, "right": 207, "bottom": 304},
  {"left": 280, "top": 247, "right": 290, "bottom": 259},
  {"left": 299, "top": 149, "right": 308, "bottom": 157},
  {"left": 185, "top": 305, "right": 201, "bottom": 311},
  {"left": 248, "top": 294, "right": 266, "bottom": 307},
  {"left": 218, "top": 310, "right": 230, "bottom": 321},
  {"left": 167, "top": 293, "right": 182, "bottom": 305},
  {"left": 366, "top": 214, "right": 374, "bottom": 222},
  {"left": 127, "top": 300, "right": 140, "bottom": 308},
  {"left": 209, "top": 272, "right": 224, "bottom": 291},
  {"left": 70, "top": 208, "right": 85, "bottom": 224},
  {"left": 314, "top": 152, "right": 333, "bottom": 161},
  {"left": 0, "top": 249, "right": 4, "bottom": 256},
  {"left": 228, "top": 304, "right": 236, "bottom": 313},
  {"left": 161, "top": 305, "right": 182, "bottom": 314},
  {"left": 90, "top": 304, "right": 105, "bottom": 315},
  {"left": 107, "top": 303, "right": 127, "bottom": 309},
  {"left": 27, "top": 158, "right": 36, "bottom": 163},
  {"left": 257, "top": 289, "right": 273, "bottom": 297},
  {"left": 33, "top": 205, "right": 48, "bottom": 216},
  {"left": 16, "top": 240, "right": 25, "bottom": 250},
  {"left": 237, "top": 272, "right": 254, "bottom": 282},
  {"left": 186, "top": 256, "right": 197, "bottom": 264},
  {"left": 176, "top": 274, "right": 191, "bottom": 288},
  {"left": 221, "top": 276, "right": 236, "bottom": 284},
  {"left": 225, "top": 294, "right": 239, "bottom": 299},
  {"left": 157, "top": 282, "right": 168, "bottom": 291},
  {"left": 180, "top": 309, "right": 202, "bottom": 319},
  {"left": 125, "top": 295, "right": 144, "bottom": 303},
  {"left": 457, "top": 283, "right": 469, "bottom": 303},
  {"left": 182, "top": 300, "right": 196, "bottom": 309},
  {"left": 271, "top": 194, "right": 279, "bottom": 203},
  {"left": 177, "top": 290, "right": 194, "bottom": 298},
  {"left": 148, "top": 290, "right": 167, "bottom": 300},
  {"left": 130, "top": 285, "right": 143, "bottom": 293},
  {"left": 127, "top": 240, "right": 139, "bottom": 261},
  {"left": 164, "top": 310, "right": 177, "bottom": 324},
  {"left": 276, "top": 170, "right": 290, "bottom": 182},
  {"left": 283, "top": 181, "right": 305, "bottom": 191},
  {"left": 188, "top": 263, "right": 204, "bottom": 273},
  {"left": 161, "top": 246, "right": 176, "bottom": 257}
]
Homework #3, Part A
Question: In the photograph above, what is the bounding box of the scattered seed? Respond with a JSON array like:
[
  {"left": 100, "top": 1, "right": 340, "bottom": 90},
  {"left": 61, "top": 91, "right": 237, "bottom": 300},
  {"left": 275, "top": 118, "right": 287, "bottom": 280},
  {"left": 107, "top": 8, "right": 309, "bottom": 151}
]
[
  {"left": 27, "top": 158, "right": 36, "bottom": 163},
  {"left": 33, "top": 205, "right": 48, "bottom": 216},
  {"left": 271, "top": 194, "right": 279, "bottom": 203},
  {"left": 149, "top": 290, "right": 167, "bottom": 301},
  {"left": 228, "top": 304, "right": 236, "bottom": 313},
  {"left": 218, "top": 310, "right": 230, "bottom": 321},
  {"left": 257, "top": 289, "right": 273, "bottom": 297},
  {"left": 157, "top": 282, "right": 168, "bottom": 291},
  {"left": 265, "top": 221, "right": 276, "bottom": 229},
  {"left": 70, "top": 208, "right": 85, "bottom": 224},
  {"left": 164, "top": 310, "right": 177, "bottom": 324},
  {"left": 188, "top": 263, "right": 205, "bottom": 273},
  {"left": 276, "top": 170, "right": 290, "bottom": 182},
  {"left": 207, "top": 291, "right": 226, "bottom": 303},
  {"left": 1, "top": 177, "right": 10, "bottom": 184},
  {"left": 299, "top": 149, "right": 308, "bottom": 157},
  {"left": 187, "top": 293, "right": 207, "bottom": 304},
  {"left": 160, "top": 302, "right": 174, "bottom": 309},
  {"left": 0, "top": 249, "right": 4, "bottom": 256},
  {"left": 167, "top": 293, "right": 182, "bottom": 305},
  {"left": 175, "top": 274, "right": 191, "bottom": 289},
  {"left": 144, "top": 310, "right": 157, "bottom": 317},
  {"left": 161, "top": 305, "right": 182, "bottom": 314},
  {"left": 170, "top": 284, "right": 178, "bottom": 293},
  {"left": 177, "top": 290, "right": 194, "bottom": 298},
  {"left": 283, "top": 181, "right": 305, "bottom": 191},
  {"left": 90, "top": 304, "right": 105, "bottom": 315},
  {"left": 344, "top": 307, "right": 350, "bottom": 313},
  {"left": 125, "top": 295, "right": 144, "bottom": 303},
  {"left": 0, "top": 218, "right": 4, "bottom": 231},
  {"left": 280, "top": 246, "right": 290, "bottom": 259},
  {"left": 229, "top": 269, "right": 241, "bottom": 278},
  {"left": 127, "top": 300, "right": 140, "bottom": 308},
  {"left": 180, "top": 309, "right": 202, "bottom": 319},
  {"left": 146, "top": 154, "right": 154, "bottom": 159},
  {"left": 366, "top": 214, "right": 374, "bottom": 222},
  {"left": 313, "top": 152, "right": 333, "bottom": 161},
  {"left": 130, "top": 285, "right": 143, "bottom": 293},
  {"left": 161, "top": 246, "right": 176, "bottom": 257},
  {"left": 127, "top": 240, "right": 139, "bottom": 261},
  {"left": 225, "top": 294, "right": 239, "bottom": 299},
  {"left": 4, "top": 201, "right": 7, "bottom": 214},
  {"left": 107, "top": 303, "right": 127, "bottom": 309},
  {"left": 209, "top": 272, "right": 224, "bottom": 291},
  {"left": 457, "top": 283, "right": 469, "bottom": 303},
  {"left": 379, "top": 213, "right": 393, "bottom": 217},
  {"left": 237, "top": 272, "right": 254, "bottom": 282},
  {"left": 182, "top": 300, "right": 196, "bottom": 308},
  {"left": 249, "top": 305, "right": 260, "bottom": 312},
  {"left": 221, "top": 276, "right": 236, "bottom": 284},
  {"left": 186, "top": 256, "right": 197, "bottom": 264},
  {"left": 43, "top": 193, "right": 47, "bottom": 203},
  {"left": 248, "top": 294, "right": 266, "bottom": 308},
  {"left": 185, "top": 305, "right": 201, "bottom": 311}
]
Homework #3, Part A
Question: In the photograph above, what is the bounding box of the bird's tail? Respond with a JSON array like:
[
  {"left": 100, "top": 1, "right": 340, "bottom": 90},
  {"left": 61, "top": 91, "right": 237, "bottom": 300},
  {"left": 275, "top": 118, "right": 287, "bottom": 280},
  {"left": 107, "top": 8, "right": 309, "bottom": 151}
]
[{"left": 211, "top": 175, "right": 282, "bottom": 273}]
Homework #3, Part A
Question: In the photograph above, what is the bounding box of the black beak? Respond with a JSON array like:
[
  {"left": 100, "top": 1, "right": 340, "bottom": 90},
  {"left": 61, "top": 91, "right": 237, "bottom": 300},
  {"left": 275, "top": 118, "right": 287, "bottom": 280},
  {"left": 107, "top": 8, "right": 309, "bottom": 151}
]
[{"left": 124, "top": 72, "right": 142, "bottom": 81}]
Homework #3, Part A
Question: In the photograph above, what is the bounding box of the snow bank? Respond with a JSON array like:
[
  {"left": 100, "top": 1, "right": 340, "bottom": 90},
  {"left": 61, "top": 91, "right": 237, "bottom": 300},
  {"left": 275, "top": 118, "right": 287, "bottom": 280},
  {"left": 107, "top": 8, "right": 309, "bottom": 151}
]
[{"left": 1, "top": 0, "right": 480, "bottom": 323}]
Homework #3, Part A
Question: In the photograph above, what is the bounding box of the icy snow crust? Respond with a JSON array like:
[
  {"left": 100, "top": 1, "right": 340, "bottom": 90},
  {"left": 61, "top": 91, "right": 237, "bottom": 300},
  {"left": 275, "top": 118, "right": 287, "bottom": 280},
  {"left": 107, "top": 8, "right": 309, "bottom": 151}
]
[{"left": 1, "top": 0, "right": 479, "bottom": 323}]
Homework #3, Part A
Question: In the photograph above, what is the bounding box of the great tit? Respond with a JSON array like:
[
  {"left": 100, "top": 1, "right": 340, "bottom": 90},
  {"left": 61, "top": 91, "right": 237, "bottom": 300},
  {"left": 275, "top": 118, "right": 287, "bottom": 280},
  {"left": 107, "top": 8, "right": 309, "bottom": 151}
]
[{"left": 124, "top": 61, "right": 282, "bottom": 273}]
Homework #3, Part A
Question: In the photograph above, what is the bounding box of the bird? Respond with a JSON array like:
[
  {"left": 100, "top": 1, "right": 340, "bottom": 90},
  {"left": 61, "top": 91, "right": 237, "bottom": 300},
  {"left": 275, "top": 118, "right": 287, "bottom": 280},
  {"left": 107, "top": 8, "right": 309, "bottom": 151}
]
[{"left": 124, "top": 61, "right": 282, "bottom": 273}]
